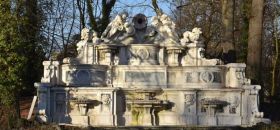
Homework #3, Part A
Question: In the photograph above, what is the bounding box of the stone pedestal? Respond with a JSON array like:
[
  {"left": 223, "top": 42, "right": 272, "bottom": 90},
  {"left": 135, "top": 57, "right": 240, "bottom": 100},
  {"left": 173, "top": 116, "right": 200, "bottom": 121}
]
[
  {"left": 128, "top": 44, "right": 159, "bottom": 65},
  {"left": 166, "top": 46, "right": 182, "bottom": 66},
  {"left": 41, "top": 61, "right": 60, "bottom": 85},
  {"left": 98, "top": 44, "right": 117, "bottom": 65},
  {"left": 71, "top": 116, "right": 89, "bottom": 126},
  {"left": 226, "top": 63, "right": 251, "bottom": 88},
  {"left": 76, "top": 43, "right": 95, "bottom": 64},
  {"left": 182, "top": 42, "right": 220, "bottom": 66}
]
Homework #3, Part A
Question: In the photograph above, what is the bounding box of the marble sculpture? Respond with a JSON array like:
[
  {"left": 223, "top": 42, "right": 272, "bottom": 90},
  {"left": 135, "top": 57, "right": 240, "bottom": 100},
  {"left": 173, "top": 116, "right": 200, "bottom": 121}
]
[{"left": 35, "top": 12, "right": 270, "bottom": 127}]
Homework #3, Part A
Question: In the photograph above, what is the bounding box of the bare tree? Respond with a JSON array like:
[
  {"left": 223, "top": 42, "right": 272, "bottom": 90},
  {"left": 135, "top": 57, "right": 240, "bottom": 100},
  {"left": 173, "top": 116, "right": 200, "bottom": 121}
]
[
  {"left": 85, "top": 0, "right": 116, "bottom": 36},
  {"left": 174, "top": 0, "right": 223, "bottom": 58}
]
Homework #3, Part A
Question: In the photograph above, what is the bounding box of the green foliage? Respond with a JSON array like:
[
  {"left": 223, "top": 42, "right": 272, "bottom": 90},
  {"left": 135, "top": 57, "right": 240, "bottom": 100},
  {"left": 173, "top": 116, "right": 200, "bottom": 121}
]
[
  {"left": 0, "top": 0, "right": 45, "bottom": 108},
  {"left": 0, "top": 0, "right": 26, "bottom": 106}
]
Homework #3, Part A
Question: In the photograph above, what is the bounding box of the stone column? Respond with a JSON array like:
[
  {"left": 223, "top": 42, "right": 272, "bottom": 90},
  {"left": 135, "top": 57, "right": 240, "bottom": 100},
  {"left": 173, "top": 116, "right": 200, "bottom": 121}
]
[
  {"left": 166, "top": 46, "right": 182, "bottom": 66},
  {"left": 34, "top": 83, "right": 51, "bottom": 123},
  {"left": 97, "top": 44, "right": 117, "bottom": 65},
  {"left": 158, "top": 47, "right": 166, "bottom": 65},
  {"left": 142, "top": 107, "right": 153, "bottom": 126}
]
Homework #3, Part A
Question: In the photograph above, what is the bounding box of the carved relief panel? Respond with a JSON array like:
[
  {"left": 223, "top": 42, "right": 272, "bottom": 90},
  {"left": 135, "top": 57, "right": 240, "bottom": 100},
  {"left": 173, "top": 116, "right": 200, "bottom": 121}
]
[
  {"left": 128, "top": 45, "right": 159, "bottom": 65},
  {"left": 101, "top": 94, "right": 112, "bottom": 112},
  {"left": 66, "top": 69, "right": 106, "bottom": 86},
  {"left": 184, "top": 93, "right": 196, "bottom": 114},
  {"left": 55, "top": 93, "right": 66, "bottom": 114},
  {"left": 185, "top": 71, "right": 222, "bottom": 84}
]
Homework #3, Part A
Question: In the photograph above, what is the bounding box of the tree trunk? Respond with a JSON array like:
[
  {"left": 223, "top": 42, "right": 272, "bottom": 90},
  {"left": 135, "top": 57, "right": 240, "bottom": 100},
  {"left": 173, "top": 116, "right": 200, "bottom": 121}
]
[
  {"left": 246, "top": 0, "right": 264, "bottom": 83},
  {"left": 271, "top": 0, "right": 279, "bottom": 96},
  {"left": 221, "top": 0, "right": 236, "bottom": 63}
]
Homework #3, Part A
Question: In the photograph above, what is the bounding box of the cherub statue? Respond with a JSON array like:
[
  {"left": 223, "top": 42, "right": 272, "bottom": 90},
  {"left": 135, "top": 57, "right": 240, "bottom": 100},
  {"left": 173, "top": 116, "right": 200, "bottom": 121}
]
[
  {"left": 101, "top": 11, "right": 130, "bottom": 40},
  {"left": 160, "top": 14, "right": 177, "bottom": 35},
  {"left": 181, "top": 27, "right": 202, "bottom": 45},
  {"left": 151, "top": 14, "right": 179, "bottom": 44}
]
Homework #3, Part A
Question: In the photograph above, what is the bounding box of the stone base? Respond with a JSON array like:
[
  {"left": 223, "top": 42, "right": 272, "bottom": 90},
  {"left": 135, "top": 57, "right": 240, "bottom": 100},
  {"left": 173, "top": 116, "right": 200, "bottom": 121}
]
[
  {"left": 71, "top": 116, "right": 89, "bottom": 126},
  {"left": 89, "top": 114, "right": 114, "bottom": 126}
]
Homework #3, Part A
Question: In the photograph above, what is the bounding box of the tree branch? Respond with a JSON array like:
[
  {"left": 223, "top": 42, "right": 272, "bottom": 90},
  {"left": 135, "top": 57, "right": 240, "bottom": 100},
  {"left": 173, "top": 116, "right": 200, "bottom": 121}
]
[
  {"left": 152, "top": 0, "right": 162, "bottom": 15},
  {"left": 86, "top": 0, "right": 98, "bottom": 31},
  {"left": 99, "top": 0, "right": 116, "bottom": 35}
]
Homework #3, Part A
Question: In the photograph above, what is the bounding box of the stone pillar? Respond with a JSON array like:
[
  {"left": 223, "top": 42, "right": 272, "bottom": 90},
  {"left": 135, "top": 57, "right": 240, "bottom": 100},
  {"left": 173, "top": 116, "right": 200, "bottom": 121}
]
[
  {"left": 225, "top": 63, "right": 251, "bottom": 88},
  {"left": 41, "top": 61, "right": 60, "bottom": 85},
  {"left": 97, "top": 44, "right": 117, "bottom": 65},
  {"left": 34, "top": 83, "right": 51, "bottom": 123},
  {"left": 142, "top": 107, "right": 153, "bottom": 126},
  {"left": 166, "top": 46, "right": 182, "bottom": 66},
  {"left": 86, "top": 44, "right": 94, "bottom": 64},
  {"left": 182, "top": 42, "right": 204, "bottom": 66},
  {"left": 158, "top": 47, "right": 166, "bottom": 65},
  {"left": 242, "top": 85, "right": 268, "bottom": 126}
]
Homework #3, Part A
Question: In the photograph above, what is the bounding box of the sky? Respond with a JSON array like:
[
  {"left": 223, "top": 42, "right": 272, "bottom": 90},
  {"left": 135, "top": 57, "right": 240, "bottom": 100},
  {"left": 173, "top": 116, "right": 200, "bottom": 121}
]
[{"left": 113, "top": 0, "right": 177, "bottom": 22}]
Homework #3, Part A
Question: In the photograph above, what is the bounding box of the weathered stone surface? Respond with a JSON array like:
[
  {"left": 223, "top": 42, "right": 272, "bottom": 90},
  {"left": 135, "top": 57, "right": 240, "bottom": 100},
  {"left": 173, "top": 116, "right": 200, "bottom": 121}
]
[{"left": 35, "top": 12, "right": 270, "bottom": 127}]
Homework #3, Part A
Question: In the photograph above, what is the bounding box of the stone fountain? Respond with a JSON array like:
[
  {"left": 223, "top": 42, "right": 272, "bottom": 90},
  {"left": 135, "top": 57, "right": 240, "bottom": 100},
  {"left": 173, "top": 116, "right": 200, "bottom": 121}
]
[{"left": 35, "top": 12, "right": 270, "bottom": 127}]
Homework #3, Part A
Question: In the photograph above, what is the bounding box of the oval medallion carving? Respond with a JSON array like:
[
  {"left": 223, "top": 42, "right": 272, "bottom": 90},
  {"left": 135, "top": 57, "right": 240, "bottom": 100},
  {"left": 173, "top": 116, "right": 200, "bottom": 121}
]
[
  {"left": 200, "top": 71, "right": 214, "bottom": 83},
  {"left": 137, "top": 48, "right": 149, "bottom": 60}
]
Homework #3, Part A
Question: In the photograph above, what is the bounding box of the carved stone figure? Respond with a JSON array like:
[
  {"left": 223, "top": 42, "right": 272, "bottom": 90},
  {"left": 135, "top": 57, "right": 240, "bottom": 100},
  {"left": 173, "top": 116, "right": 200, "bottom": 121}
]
[
  {"left": 182, "top": 42, "right": 221, "bottom": 66},
  {"left": 77, "top": 28, "right": 91, "bottom": 54},
  {"left": 151, "top": 14, "right": 179, "bottom": 45},
  {"left": 101, "top": 11, "right": 135, "bottom": 43},
  {"left": 181, "top": 27, "right": 202, "bottom": 45},
  {"left": 102, "top": 12, "right": 128, "bottom": 38},
  {"left": 36, "top": 12, "right": 270, "bottom": 127}
]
